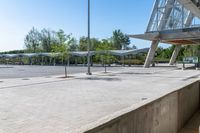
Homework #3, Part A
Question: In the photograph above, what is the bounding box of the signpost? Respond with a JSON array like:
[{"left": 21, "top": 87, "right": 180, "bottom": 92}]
[{"left": 182, "top": 57, "right": 199, "bottom": 70}]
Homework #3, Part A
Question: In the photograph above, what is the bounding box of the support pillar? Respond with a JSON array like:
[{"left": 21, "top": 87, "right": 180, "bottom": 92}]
[
  {"left": 75, "top": 58, "right": 78, "bottom": 66},
  {"left": 41, "top": 56, "right": 44, "bottom": 66},
  {"left": 169, "top": 45, "right": 181, "bottom": 65},
  {"left": 122, "top": 56, "right": 125, "bottom": 67},
  {"left": 54, "top": 57, "right": 56, "bottom": 66},
  {"left": 83, "top": 57, "right": 85, "bottom": 67},
  {"left": 29, "top": 57, "right": 32, "bottom": 65},
  {"left": 144, "top": 40, "right": 159, "bottom": 68},
  {"left": 67, "top": 56, "right": 70, "bottom": 67}
]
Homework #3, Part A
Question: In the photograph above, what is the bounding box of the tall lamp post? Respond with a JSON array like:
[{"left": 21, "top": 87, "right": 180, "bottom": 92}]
[{"left": 87, "top": 0, "right": 92, "bottom": 75}]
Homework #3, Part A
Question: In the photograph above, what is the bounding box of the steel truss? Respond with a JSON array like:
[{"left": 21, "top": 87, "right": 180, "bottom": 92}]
[{"left": 146, "top": 0, "right": 200, "bottom": 32}]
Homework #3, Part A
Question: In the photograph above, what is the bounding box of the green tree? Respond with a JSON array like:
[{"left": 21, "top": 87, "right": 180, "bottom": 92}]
[
  {"left": 51, "top": 29, "right": 73, "bottom": 59},
  {"left": 90, "top": 38, "right": 101, "bottom": 50},
  {"left": 79, "top": 37, "right": 88, "bottom": 51},
  {"left": 155, "top": 46, "right": 175, "bottom": 62},
  {"left": 52, "top": 32, "right": 75, "bottom": 77},
  {"left": 95, "top": 39, "right": 115, "bottom": 72},
  {"left": 56, "top": 29, "right": 68, "bottom": 45},
  {"left": 69, "top": 38, "right": 78, "bottom": 51},
  {"left": 112, "top": 29, "right": 130, "bottom": 50},
  {"left": 183, "top": 45, "right": 200, "bottom": 57},
  {"left": 52, "top": 30, "right": 72, "bottom": 64},
  {"left": 24, "top": 27, "right": 41, "bottom": 52},
  {"left": 79, "top": 37, "right": 100, "bottom": 51},
  {"left": 40, "top": 28, "right": 57, "bottom": 52}
]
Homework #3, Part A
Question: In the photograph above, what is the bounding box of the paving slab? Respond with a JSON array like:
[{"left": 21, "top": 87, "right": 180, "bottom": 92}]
[{"left": 0, "top": 67, "right": 200, "bottom": 133}]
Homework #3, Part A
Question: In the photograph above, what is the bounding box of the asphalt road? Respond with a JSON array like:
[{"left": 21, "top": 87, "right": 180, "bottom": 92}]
[{"left": 0, "top": 65, "right": 122, "bottom": 79}]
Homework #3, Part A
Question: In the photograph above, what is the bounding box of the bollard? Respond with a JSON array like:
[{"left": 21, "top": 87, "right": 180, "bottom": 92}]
[{"left": 182, "top": 63, "right": 185, "bottom": 70}]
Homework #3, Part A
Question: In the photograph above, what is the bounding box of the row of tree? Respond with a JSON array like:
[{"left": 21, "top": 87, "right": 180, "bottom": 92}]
[
  {"left": 155, "top": 45, "right": 200, "bottom": 62},
  {"left": 3, "top": 27, "right": 200, "bottom": 65},
  {"left": 24, "top": 27, "right": 134, "bottom": 54}
]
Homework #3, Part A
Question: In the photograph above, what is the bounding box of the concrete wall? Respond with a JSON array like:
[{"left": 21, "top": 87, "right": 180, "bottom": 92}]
[
  {"left": 178, "top": 82, "right": 200, "bottom": 129},
  {"left": 85, "top": 81, "right": 200, "bottom": 133}
]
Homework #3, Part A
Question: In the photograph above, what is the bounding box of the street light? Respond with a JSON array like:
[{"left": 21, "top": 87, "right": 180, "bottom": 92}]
[{"left": 87, "top": 0, "right": 92, "bottom": 75}]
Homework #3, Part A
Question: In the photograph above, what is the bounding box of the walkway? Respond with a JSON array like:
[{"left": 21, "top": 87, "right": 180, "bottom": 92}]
[{"left": 0, "top": 67, "right": 199, "bottom": 133}]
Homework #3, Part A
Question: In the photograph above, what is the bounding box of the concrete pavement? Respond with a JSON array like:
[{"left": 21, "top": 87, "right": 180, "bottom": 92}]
[
  {"left": 0, "top": 66, "right": 199, "bottom": 133},
  {"left": 0, "top": 65, "right": 122, "bottom": 79}
]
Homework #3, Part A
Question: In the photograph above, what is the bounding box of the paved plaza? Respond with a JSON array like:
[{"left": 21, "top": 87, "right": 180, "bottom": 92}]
[
  {"left": 0, "top": 65, "right": 122, "bottom": 79},
  {"left": 0, "top": 66, "right": 199, "bottom": 132}
]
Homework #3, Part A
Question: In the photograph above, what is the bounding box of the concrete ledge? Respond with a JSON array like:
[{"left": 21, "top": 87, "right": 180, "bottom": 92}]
[{"left": 84, "top": 81, "right": 200, "bottom": 133}]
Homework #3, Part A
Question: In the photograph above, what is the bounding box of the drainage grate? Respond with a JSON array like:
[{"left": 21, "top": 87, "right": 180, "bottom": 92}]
[
  {"left": 22, "top": 78, "right": 30, "bottom": 80},
  {"left": 141, "top": 98, "right": 148, "bottom": 101},
  {"left": 77, "top": 77, "right": 121, "bottom": 82}
]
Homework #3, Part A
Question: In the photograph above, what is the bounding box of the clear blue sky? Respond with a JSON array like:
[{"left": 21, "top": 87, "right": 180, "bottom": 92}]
[{"left": 0, "top": 0, "right": 169, "bottom": 52}]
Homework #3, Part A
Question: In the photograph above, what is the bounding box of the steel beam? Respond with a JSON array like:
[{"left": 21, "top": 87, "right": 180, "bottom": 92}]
[
  {"left": 178, "top": 0, "right": 200, "bottom": 18},
  {"left": 146, "top": 0, "right": 160, "bottom": 32}
]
